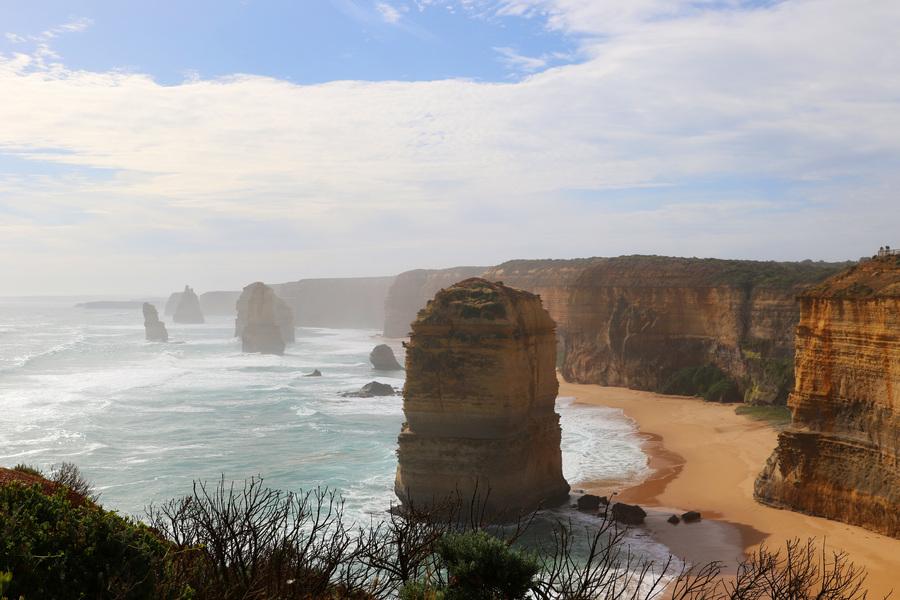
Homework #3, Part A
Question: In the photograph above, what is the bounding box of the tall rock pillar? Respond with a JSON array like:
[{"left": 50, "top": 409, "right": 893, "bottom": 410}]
[{"left": 395, "top": 278, "right": 569, "bottom": 517}]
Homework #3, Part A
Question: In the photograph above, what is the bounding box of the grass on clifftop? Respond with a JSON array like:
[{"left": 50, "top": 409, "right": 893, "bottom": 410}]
[{"left": 735, "top": 404, "right": 792, "bottom": 428}]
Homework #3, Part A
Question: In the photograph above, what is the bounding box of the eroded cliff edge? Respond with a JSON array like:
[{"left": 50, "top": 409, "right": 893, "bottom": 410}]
[
  {"left": 395, "top": 278, "right": 569, "bottom": 516},
  {"left": 755, "top": 255, "right": 900, "bottom": 537}
]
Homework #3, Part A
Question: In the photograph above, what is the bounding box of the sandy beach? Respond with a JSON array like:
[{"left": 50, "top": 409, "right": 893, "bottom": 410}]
[{"left": 561, "top": 382, "right": 899, "bottom": 598}]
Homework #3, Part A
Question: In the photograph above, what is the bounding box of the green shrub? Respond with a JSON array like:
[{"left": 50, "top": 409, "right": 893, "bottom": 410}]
[
  {"left": 11, "top": 465, "right": 42, "bottom": 478},
  {"left": 436, "top": 531, "right": 539, "bottom": 600},
  {"left": 662, "top": 363, "right": 741, "bottom": 402},
  {"left": 0, "top": 483, "right": 181, "bottom": 600}
]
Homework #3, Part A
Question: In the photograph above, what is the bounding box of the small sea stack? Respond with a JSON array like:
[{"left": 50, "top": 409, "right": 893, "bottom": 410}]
[
  {"left": 173, "top": 285, "right": 205, "bottom": 324},
  {"left": 235, "top": 282, "right": 295, "bottom": 355},
  {"left": 395, "top": 278, "right": 570, "bottom": 517},
  {"left": 370, "top": 344, "right": 402, "bottom": 370},
  {"left": 142, "top": 302, "right": 168, "bottom": 342}
]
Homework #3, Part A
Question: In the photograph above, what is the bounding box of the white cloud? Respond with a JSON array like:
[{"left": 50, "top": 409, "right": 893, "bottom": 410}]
[
  {"left": 493, "top": 46, "right": 547, "bottom": 72},
  {"left": 1, "top": 0, "right": 899, "bottom": 294},
  {"left": 376, "top": 2, "right": 403, "bottom": 23}
]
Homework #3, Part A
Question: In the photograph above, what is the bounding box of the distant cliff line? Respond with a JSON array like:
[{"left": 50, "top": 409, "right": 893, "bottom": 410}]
[{"left": 382, "top": 255, "right": 851, "bottom": 405}]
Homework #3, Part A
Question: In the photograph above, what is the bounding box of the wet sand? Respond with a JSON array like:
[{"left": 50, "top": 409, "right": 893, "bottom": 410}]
[{"left": 562, "top": 382, "right": 899, "bottom": 598}]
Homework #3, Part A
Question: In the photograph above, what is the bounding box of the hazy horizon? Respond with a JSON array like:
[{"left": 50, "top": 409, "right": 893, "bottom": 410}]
[{"left": 3, "top": 0, "right": 899, "bottom": 295}]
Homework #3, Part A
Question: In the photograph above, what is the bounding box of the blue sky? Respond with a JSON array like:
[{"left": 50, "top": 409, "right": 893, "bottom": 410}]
[
  {"left": 0, "top": 1, "right": 577, "bottom": 84},
  {"left": 1, "top": 1, "right": 899, "bottom": 294}
]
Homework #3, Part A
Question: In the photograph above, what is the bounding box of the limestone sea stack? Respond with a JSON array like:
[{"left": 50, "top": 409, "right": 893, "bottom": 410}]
[
  {"left": 395, "top": 278, "right": 570, "bottom": 517},
  {"left": 370, "top": 344, "right": 403, "bottom": 370},
  {"left": 235, "top": 282, "right": 295, "bottom": 355},
  {"left": 173, "top": 286, "right": 205, "bottom": 324},
  {"left": 142, "top": 303, "right": 168, "bottom": 342},
  {"left": 755, "top": 254, "right": 900, "bottom": 537}
]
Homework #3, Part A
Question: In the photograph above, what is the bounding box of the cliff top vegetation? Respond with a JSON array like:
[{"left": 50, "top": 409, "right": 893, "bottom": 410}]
[{"left": 802, "top": 255, "right": 900, "bottom": 298}]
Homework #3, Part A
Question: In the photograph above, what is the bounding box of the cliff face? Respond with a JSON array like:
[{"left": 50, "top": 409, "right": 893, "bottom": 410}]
[
  {"left": 235, "top": 282, "right": 295, "bottom": 355},
  {"left": 272, "top": 277, "right": 394, "bottom": 329},
  {"left": 755, "top": 256, "right": 900, "bottom": 537},
  {"left": 382, "top": 267, "right": 486, "bottom": 338},
  {"left": 173, "top": 286, "right": 205, "bottom": 324},
  {"left": 142, "top": 302, "right": 168, "bottom": 342},
  {"left": 560, "top": 256, "right": 846, "bottom": 404},
  {"left": 395, "top": 278, "right": 569, "bottom": 516},
  {"left": 481, "top": 259, "right": 602, "bottom": 352}
]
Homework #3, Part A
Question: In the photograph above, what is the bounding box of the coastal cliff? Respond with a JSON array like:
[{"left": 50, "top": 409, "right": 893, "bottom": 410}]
[
  {"left": 235, "top": 282, "right": 295, "bottom": 354},
  {"left": 755, "top": 255, "right": 900, "bottom": 537},
  {"left": 560, "top": 256, "right": 846, "bottom": 404},
  {"left": 272, "top": 277, "right": 394, "bottom": 329},
  {"left": 382, "top": 267, "right": 486, "bottom": 337},
  {"left": 395, "top": 278, "right": 569, "bottom": 516}
]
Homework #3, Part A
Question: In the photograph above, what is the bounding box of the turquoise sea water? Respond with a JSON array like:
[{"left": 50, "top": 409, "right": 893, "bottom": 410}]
[{"left": 0, "top": 297, "right": 653, "bottom": 534}]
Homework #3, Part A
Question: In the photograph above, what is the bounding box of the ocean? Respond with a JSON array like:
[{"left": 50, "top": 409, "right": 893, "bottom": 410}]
[{"left": 0, "top": 297, "right": 663, "bottom": 561}]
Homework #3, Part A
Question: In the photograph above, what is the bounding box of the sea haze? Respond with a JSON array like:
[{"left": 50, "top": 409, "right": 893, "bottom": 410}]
[{"left": 0, "top": 297, "right": 649, "bottom": 524}]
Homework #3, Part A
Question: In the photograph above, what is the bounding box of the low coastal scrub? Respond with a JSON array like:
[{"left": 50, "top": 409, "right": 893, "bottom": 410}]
[
  {"left": 735, "top": 405, "right": 793, "bottom": 428},
  {"left": 0, "top": 468, "right": 881, "bottom": 599},
  {"left": 662, "top": 364, "right": 741, "bottom": 403}
]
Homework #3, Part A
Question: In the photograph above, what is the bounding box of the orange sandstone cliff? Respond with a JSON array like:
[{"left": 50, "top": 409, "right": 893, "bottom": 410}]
[
  {"left": 395, "top": 278, "right": 569, "bottom": 515},
  {"left": 385, "top": 256, "right": 844, "bottom": 404},
  {"left": 755, "top": 255, "right": 900, "bottom": 537}
]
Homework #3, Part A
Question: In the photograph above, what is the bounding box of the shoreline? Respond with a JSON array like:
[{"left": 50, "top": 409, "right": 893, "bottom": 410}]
[{"left": 561, "top": 382, "right": 899, "bottom": 598}]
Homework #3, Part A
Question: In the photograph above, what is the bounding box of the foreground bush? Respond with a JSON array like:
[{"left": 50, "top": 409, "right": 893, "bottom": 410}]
[
  {"left": 0, "top": 483, "right": 182, "bottom": 599},
  {"left": 0, "top": 470, "right": 883, "bottom": 599}
]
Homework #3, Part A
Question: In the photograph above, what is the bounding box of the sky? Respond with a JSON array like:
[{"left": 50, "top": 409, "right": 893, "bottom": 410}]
[{"left": 1, "top": 0, "right": 899, "bottom": 295}]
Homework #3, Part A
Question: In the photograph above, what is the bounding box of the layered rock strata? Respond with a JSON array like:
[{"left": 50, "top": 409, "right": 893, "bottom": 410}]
[
  {"left": 142, "top": 302, "right": 168, "bottom": 342},
  {"left": 561, "top": 256, "right": 847, "bottom": 404},
  {"left": 395, "top": 278, "right": 570, "bottom": 516},
  {"left": 382, "top": 267, "right": 487, "bottom": 337},
  {"left": 235, "top": 282, "right": 295, "bottom": 355},
  {"left": 173, "top": 286, "right": 205, "bottom": 324},
  {"left": 755, "top": 256, "right": 900, "bottom": 537}
]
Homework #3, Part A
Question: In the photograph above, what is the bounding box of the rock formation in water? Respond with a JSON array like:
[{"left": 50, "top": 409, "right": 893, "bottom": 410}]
[
  {"left": 235, "top": 282, "right": 295, "bottom": 355},
  {"left": 561, "top": 256, "right": 847, "bottom": 404},
  {"left": 142, "top": 302, "right": 168, "bottom": 342},
  {"left": 173, "top": 286, "right": 205, "bottom": 324},
  {"left": 755, "top": 255, "right": 900, "bottom": 537},
  {"left": 341, "top": 381, "right": 398, "bottom": 398},
  {"left": 395, "top": 278, "right": 570, "bottom": 516},
  {"left": 370, "top": 344, "right": 403, "bottom": 370},
  {"left": 382, "top": 267, "right": 487, "bottom": 337}
]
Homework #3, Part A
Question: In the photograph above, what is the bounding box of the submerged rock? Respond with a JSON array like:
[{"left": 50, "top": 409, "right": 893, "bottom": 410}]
[
  {"left": 235, "top": 282, "right": 294, "bottom": 355},
  {"left": 142, "top": 303, "right": 168, "bottom": 342},
  {"left": 395, "top": 278, "right": 570, "bottom": 517},
  {"left": 667, "top": 514, "right": 680, "bottom": 525},
  {"left": 173, "top": 286, "right": 205, "bottom": 324},
  {"left": 342, "top": 381, "right": 397, "bottom": 398},
  {"left": 370, "top": 344, "right": 402, "bottom": 370},
  {"left": 304, "top": 369, "right": 322, "bottom": 377},
  {"left": 611, "top": 502, "right": 646, "bottom": 525}
]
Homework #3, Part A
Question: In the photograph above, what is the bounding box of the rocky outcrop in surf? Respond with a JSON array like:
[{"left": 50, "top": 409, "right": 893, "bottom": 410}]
[
  {"left": 755, "top": 255, "right": 900, "bottom": 537},
  {"left": 382, "top": 267, "right": 487, "bottom": 338},
  {"left": 370, "top": 344, "right": 402, "bottom": 371},
  {"left": 395, "top": 278, "right": 569, "bottom": 516},
  {"left": 173, "top": 286, "right": 205, "bottom": 324},
  {"left": 142, "top": 303, "right": 168, "bottom": 342},
  {"left": 235, "top": 282, "right": 295, "bottom": 355}
]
